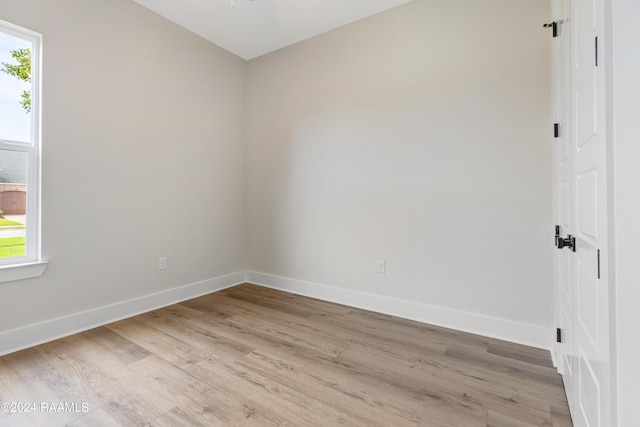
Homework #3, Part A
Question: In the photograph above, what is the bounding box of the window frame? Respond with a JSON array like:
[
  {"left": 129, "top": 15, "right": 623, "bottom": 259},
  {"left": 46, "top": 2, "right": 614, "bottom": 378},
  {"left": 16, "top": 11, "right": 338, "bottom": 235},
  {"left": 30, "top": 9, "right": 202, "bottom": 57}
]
[{"left": 0, "top": 19, "right": 46, "bottom": 281}]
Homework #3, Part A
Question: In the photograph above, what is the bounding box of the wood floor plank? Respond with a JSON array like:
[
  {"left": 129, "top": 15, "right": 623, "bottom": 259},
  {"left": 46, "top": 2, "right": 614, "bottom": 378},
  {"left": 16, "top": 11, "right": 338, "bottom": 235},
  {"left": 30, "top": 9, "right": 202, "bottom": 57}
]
[
  {"left": 79, "top": 327, "right": 152, "bottom": 366},
  {"left": 336, "top": 344, "right": 554, "bottom": 426},
  {"left": 0, "top": 346, "right": 89, "bottom": 427},
  {"left": 0, "top": 412, "right": 37, "bottom": 427},
  {"left": 444, "top": 344, "right": 565, "bottom": 390},
  {"left": 551, "top": 402, "right": 574, "bottom": 427},
  {"left": 345, "top": 309, "right": 493, "bottom": 352},
  {"left": 225, "top": 312, "right": 350, "bottom": 357},
  {"left": 151, "top": 407, "right": 207, "bottom": 427},
  {"left": 105, "top": 318, "right": 210, "bottom": 369},
  {"left": 186, "top": 356, "right": 317, "bottom": 426},
  {"left": 0, "top": 377, "right": 36, "bottom": 427},
  {"left": 134, "top": 309, "right": 255, "bottom": 364},
  {"left": 181, "top": 314, "right": 306, "bottom": 358},
  {"left": 188, "top": 355, "right": 366, "bottom": 426},
  {"left": 419, "top": 405, "right": 488, "bottom": 427},
  {"left": 224, "top": 284, "right": 354, "bottom": 316},
  {"left": 126, "top": 355, "right": 212, "bottom": 410},
  {"left": 64, "top": 409, "right": 122, "bottom": 427},
  {"left": 210, "top": 293, "right": 399, "bottom": 353},
  {"left": 177, "top": 295, "right": 235, "bottom": 320},
  {"left": 486, "top": 409, "right": 539, "bottom": 427},
  {"left": 305, "top": 311, "right": 445, "bottom": 355},
  {"left": 487, "top": 341, "right": 554, "bottom": 368},
  {"left": 236, "top": 349, "right": 422, "bottom": 426},
  {"left": 385, "top": 344, "right": 565, "bottom": 409},
  {"left": 221, "top": 287, "right": 320, "bottom": 318},
  {"left": 0, "top": 284, "right": 572, "bottom": 426},
  {"left": 0, "top": 374, "right": 17, "bottom": 407},
  {"left": 46, "top": 335, "right": 177, "bottom": 426}
]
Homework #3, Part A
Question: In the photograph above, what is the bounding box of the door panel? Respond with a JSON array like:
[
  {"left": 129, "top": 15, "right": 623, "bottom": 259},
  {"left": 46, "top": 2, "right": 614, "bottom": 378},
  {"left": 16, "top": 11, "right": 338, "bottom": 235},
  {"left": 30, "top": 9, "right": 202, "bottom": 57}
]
[
  {"left": 559, "top": 248, "right": 573, "bottom": 373},
  {"left": 573, "top": 0, "right": 596, "bottom": 83},
  {"left": 560, "top": 180, "right": 570, "bottom": 226},
  {"left": 577, "top": 350, "right": 600, "bottom": 425},
  {"left": 571, "top": 0, "right": 610, "bottom": 422},
  {"left": 575, "top": 71, "right": 597, "bottom": 149},
  {"left": 552, "top": 0, "right": 573, "bottom": 382},
  {"left": 552, "top": 0, "right": 611, "bottom": 423},
  {"left": 577, "top": 259, "right": 598, "bottom": 348},
  {"left": 576, "top": 169, "right": 597, "bottom": 239}
]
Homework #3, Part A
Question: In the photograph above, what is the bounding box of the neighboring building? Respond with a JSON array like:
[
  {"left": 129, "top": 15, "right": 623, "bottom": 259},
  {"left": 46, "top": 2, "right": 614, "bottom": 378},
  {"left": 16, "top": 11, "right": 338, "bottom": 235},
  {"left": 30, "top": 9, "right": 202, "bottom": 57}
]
[{"left": 0, "top": 149, "right": 27, "bottom": 215}]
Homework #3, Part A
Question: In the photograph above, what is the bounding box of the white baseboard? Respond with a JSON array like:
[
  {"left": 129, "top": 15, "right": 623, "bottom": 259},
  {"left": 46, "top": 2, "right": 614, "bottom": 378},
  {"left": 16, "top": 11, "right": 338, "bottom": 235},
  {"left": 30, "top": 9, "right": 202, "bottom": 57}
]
[
  {"left": 246, "top": 271, "right": 551, "bottom": 350},
  {"left": 0, "top": 270, "right": 552, "bottom": 357},
  {"left": 0, "top": 271, "right": 246, "bottom": 357}
]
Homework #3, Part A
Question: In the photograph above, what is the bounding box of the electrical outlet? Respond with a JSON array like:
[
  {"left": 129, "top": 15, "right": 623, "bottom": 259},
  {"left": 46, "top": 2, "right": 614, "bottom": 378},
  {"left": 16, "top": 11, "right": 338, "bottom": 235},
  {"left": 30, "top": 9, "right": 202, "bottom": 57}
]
[
  {"left": 377, "top": 260, "right": 386, "bottom": 274},
  {"left": 159, "top": 257, "right": 167, "bottom": 270}
]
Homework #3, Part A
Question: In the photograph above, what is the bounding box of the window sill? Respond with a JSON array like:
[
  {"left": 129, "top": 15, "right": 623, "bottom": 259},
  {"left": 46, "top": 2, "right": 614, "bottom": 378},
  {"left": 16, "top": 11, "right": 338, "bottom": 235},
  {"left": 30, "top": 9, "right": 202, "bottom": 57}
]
[{"left": 0, "top": 261, "right": 48, "bottom": 283}]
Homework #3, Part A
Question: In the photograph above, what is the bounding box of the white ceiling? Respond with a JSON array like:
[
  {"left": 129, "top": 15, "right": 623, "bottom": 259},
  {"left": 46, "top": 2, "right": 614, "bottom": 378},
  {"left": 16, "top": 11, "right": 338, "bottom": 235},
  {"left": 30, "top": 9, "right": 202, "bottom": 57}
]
[{"left": 133, "top": 0, "right": 414, "bottom": 60}]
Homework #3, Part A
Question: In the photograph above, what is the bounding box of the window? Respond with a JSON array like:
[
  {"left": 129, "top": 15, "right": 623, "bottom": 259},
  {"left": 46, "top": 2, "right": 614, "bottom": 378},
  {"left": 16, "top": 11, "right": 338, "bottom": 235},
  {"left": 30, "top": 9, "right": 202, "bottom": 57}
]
[{"left": 0, "top": 19, "right": 45, "bottom": 281}]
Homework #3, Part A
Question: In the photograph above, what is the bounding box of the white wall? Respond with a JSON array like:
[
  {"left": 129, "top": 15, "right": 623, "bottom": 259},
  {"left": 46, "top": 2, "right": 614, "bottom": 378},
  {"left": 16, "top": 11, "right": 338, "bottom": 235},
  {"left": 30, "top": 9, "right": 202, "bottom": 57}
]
[
  {"left": 0, "top": 0, "right": 246, "bottom": 353},
  {"left": 245, "top": 0, "right": 553, "bottom": 347},
  {"left": 611, "top": 0, "right": 640, "bottom": 423},
  {"left": 0, "top": 0, "right": 556, "bottom": 354}
]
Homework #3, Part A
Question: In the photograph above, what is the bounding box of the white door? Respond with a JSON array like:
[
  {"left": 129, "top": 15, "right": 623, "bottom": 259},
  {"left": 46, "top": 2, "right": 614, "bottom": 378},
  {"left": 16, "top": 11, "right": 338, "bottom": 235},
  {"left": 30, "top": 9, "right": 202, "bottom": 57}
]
[
  {"left": 570, "top": 0, "right": 611, "bottom": 423},
  {"left": 552, "top": 0, "right": 612, "bottom": 423},
  {"left": 551, "top": 0, "right": 573, "bottom": 383}
]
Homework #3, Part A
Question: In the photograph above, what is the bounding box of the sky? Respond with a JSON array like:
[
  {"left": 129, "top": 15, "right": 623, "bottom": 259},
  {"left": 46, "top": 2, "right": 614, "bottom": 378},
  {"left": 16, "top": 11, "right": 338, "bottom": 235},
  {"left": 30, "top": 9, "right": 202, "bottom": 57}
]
[{"left": 0, "top": 31, "right": 31, "bottom": 143}]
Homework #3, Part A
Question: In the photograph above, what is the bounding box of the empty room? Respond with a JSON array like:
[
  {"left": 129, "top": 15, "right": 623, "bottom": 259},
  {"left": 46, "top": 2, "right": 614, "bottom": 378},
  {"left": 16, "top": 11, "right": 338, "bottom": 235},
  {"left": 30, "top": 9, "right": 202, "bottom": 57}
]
[{"left": 0, "top": 0, "right": 637, "bottom": 425}]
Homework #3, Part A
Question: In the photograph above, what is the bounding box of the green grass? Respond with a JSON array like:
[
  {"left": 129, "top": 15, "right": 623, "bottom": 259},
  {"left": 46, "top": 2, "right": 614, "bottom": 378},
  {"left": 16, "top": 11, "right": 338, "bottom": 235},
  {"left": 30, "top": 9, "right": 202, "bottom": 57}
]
[
  {"left": 0, "top": 219, "right": 24, "bottom": 227},
  {"left": 0, "top": 237, "right": 26, "bottom": 257}
]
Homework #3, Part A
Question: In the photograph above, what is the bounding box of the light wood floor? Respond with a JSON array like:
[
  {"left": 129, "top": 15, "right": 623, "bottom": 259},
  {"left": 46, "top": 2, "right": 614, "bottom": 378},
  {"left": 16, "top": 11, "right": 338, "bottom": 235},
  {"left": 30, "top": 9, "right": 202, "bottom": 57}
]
[{"left": 0, "top": 284, "right": 572, "bottom": 427}]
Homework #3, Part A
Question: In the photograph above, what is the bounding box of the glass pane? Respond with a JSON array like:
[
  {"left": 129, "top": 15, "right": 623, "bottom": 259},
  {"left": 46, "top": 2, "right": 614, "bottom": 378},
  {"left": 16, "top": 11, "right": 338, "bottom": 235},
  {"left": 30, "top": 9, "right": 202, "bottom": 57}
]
[
  {"left": 0, "top": 31, "right": 32, "bottom": 143},
  {"left": 0, "top": 149, "right": 27, "bottom": 258}
]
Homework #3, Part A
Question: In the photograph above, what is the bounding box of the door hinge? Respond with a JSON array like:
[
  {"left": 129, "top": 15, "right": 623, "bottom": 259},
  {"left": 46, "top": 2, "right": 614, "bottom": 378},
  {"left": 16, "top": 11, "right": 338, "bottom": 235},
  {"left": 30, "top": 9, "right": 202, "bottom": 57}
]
[
  {"left": 597, "top": 249, "right": 601, "bottom": 279},
  {"left": 595, "top": 36, "right": 599, "bottom": 66},
  {"left": 556, "top": 328, "right": 562, "bottom": 343},
  {"left": 554, "top": 123, "right": 559, "bottom": 138},
  {"left": 557, "top": 234, "right": 576, "bottom": 252},
  {"left": 543, "top": 22, "right": 558, "bottom": 37},
  {"left": 554, "top": 225, "right": 561, "bottom": 247}
]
